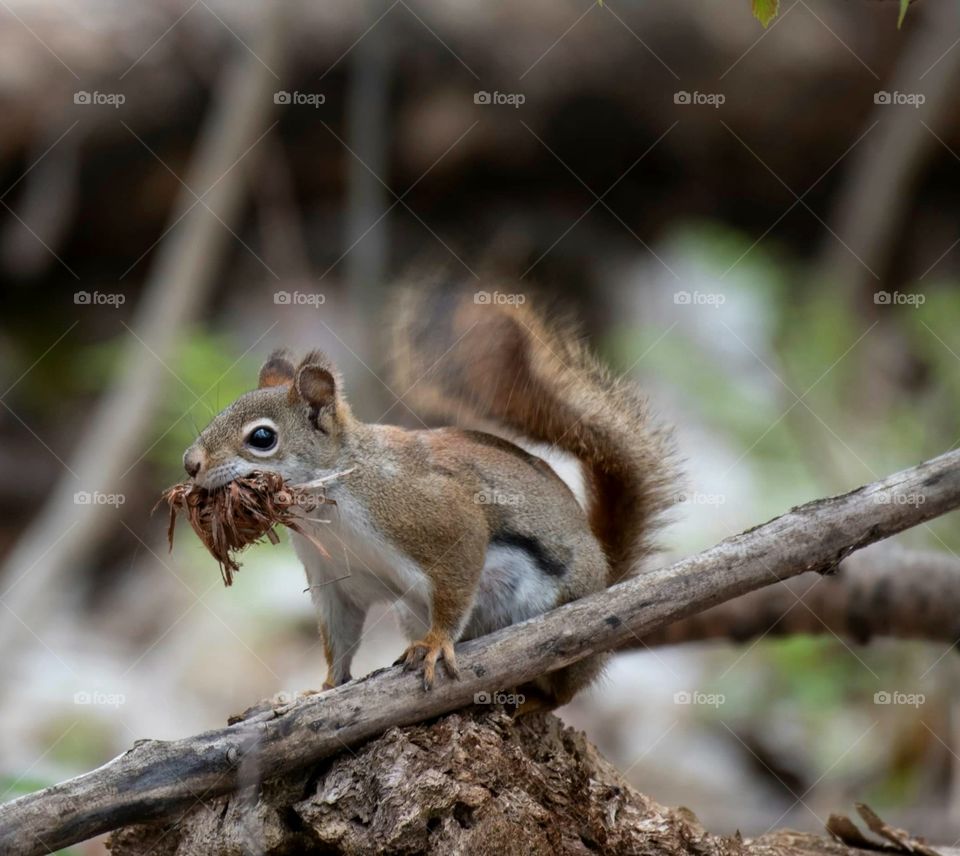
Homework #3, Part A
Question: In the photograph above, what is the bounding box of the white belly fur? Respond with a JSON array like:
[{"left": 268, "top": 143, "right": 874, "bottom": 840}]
[
  {"left": 463, "top": 544, "right": 561, "bottom": 640},
  {"left": 292, "top": 488, "right": 561, "bottom": 643},
  {"left": 291, "top": 489, "right": 431, "bottom": 619}
]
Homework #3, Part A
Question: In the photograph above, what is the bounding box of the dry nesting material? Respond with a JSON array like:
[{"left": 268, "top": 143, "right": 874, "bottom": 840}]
[{"left": 157, "top": 470, "right": 349, "bottom": 585}]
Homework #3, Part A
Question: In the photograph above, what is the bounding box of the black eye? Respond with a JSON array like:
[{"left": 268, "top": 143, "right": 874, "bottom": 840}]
[{"left": 247, "top": 426, "right": 277, "bottom": 450}]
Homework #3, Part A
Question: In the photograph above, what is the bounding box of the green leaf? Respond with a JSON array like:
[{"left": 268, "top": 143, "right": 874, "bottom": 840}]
[
  {"left": 752, "top": 0, "right": 779, "bottom": 27},
  {"left": 897, "top": 0, "right": 909, "bottom": 28}
]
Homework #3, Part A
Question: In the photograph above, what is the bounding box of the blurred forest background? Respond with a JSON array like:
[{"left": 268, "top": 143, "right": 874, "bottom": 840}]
[{"left": 2, "top": 0, "right": 960, "bottom": 852}]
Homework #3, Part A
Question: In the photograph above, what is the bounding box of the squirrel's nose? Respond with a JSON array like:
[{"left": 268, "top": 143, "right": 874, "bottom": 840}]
[{"left": 183, "top": 447, "right": 204, "bottom": 479}]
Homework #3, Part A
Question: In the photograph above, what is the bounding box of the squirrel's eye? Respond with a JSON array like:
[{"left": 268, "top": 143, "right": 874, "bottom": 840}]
[{"left": 247, "top": 426, "right": 277, "bottom": 451}]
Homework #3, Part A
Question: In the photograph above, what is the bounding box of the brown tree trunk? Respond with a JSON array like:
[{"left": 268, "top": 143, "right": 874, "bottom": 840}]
[{"left": 105, "top": 707, "right": 952, "bottom": 856}]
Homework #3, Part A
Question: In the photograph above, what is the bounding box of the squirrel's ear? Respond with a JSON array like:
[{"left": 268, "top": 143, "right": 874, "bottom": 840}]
[
  {"left": 291, "top": 350, "right": 343, "bottom": 431},
  {"left": 258, "top": 350, "right": 295, "bottom": 388},
  {"left": 293, "top": 364, "right": 338, "bottom": 428},
  {"left": 295, "top": 365, "right": 336, "bottom": 407}
]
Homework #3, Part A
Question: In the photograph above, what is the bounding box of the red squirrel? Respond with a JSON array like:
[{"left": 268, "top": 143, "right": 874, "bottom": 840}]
[{"left": 181, "top": 283, "right": 675, "bottom": 709}]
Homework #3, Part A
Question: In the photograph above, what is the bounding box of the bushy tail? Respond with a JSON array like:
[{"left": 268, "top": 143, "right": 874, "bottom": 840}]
[{"left": 390, "top": 278, "right": 677, "bottom": 584}]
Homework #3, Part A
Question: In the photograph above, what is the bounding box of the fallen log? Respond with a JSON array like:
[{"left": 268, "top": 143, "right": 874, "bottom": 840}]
[{"left": 107, "top": 709, "right": 959, "bottom": 856}]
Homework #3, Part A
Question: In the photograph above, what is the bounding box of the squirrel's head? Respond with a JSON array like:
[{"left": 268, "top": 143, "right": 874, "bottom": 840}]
[{"left": 183, "top": 349, "right": 352, "bottom": 489}]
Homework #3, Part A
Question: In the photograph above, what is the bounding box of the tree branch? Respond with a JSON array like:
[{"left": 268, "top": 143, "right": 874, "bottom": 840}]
[
  {"left": 3, "top": 449, "right": 960, "bottom": 855},
  {"left": 638, "top": 543, "right": 960, "bottom": 647}
]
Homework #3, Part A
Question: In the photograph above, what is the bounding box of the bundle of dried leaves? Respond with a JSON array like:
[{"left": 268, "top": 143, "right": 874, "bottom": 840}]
[{"left": 157, "top": 471, "right": 344, "bottom": 585}]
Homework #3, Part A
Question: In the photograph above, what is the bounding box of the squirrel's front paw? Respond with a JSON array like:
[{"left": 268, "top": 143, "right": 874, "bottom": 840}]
[{"left": 395, "top": 631, "right": 460, "bottom": 690}]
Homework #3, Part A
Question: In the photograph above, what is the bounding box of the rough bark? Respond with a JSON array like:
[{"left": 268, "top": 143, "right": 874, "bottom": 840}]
[
  {"left": 105, "top": 709, "right": 956, "bottom": 856},
  {"left": 3, "top": 449, "right": 960, "bottom": 855}
]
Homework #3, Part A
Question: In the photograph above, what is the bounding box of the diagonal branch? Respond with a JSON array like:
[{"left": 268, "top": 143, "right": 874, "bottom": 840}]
[{"left": 3, "top": 448, "right": 960, "bottom": 856}]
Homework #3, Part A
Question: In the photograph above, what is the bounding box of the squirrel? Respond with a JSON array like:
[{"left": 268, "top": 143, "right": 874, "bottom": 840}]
[{"left": 181, "top": 281, "right": 676, "bottom": 710}]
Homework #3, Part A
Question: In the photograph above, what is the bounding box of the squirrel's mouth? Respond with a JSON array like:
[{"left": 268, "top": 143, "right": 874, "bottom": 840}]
[{"left": 194, "top": 462, "right": 257, "bottom": 491}]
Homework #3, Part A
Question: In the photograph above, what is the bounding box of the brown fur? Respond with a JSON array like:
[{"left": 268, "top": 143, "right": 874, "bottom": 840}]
[
  {"left": 390, "top": 278, "right": 677, "bottom": 585},
  {"left": 257, "top": 349, "right": 295, "bottom": 389},
  {"left": 388, "top": 279, "right": 677, "bottom": 705},
  {"left": 182, "top": 283, "right": 676, "bottom": 707}
]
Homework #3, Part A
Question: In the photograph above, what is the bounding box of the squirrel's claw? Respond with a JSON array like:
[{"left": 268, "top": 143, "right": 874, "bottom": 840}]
[{"left": 396, "top": 632, "right": 460, "bottom": 690}]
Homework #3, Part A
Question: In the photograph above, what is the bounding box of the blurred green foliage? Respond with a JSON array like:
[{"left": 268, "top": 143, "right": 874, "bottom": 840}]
[{"left": 751, "top": 0, "right": 779, "bottom": 28}]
